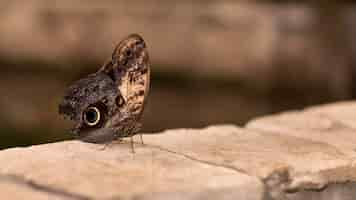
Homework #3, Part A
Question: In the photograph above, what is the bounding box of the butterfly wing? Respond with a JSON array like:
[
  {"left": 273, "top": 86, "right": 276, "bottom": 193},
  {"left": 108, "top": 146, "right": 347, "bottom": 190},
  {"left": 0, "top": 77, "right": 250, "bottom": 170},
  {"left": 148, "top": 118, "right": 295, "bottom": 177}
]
[
  {"left": 59, "top": 34, "right": 150, "bottom": 142},
  {"left": 100, "top": 34, "right": 150, "bottom": 137}
]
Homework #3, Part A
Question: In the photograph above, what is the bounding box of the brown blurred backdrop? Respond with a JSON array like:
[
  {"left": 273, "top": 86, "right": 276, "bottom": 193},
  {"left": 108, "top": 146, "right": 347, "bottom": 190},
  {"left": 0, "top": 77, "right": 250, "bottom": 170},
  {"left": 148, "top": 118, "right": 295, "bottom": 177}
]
[{"left": 1, "top": 0, "right": 356, "bottom": 149}]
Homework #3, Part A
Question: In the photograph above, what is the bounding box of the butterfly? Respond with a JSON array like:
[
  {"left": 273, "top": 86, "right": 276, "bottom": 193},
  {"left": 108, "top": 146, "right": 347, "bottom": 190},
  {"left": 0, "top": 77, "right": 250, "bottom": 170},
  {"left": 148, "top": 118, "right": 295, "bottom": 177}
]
[{"left": 59, "top": 34, "right": 150, "bottom": 144}]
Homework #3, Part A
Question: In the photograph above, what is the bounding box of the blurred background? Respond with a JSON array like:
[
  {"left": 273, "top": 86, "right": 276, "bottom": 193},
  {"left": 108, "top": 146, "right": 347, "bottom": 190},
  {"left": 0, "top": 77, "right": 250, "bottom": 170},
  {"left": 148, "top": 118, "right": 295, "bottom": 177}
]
[{"left": 1, "top": 0, "right": 356, "bottom": 149}]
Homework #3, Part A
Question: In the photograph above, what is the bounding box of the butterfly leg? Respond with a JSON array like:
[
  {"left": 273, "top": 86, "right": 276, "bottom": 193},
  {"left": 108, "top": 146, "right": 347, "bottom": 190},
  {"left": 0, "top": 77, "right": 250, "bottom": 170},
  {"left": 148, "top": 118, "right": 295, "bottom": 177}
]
[
  {"left": 139, "top": 133, "right": 144, "bottom": 145},
  {"left": 97, "top": 143, "right": 110, "bottom": 151},
  {"left": 130, "top": 123, "right": 144, "bottom": 145},
  {"left": 130, "top": 136, "right": 135, "bottom": 153},
  {"left": 98, "top": 138, "right": 123, "bottom": 151}
]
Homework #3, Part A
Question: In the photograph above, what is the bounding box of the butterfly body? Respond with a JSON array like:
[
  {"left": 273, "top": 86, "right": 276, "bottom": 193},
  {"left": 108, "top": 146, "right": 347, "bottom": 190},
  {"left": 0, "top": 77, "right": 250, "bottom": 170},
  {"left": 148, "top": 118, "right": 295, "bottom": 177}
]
[{"left": 59, "top": 34, "right": 150, "bottom": 143}]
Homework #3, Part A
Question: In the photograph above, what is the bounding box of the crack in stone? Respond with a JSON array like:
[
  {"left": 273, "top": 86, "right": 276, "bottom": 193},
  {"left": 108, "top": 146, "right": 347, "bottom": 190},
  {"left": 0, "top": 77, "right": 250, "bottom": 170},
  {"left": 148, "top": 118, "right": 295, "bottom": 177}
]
[
  {"left": 144, "top": 143, "right": 278, "bottom": 199},
  {"left": 142, "top": 142, "right": 356, "bottom": 200},
  {"left": 0, "top": 174, "right": 92, "bottom": 200},
  {"left": 144, "top": 143, "right": 249, "bottom": 176}
]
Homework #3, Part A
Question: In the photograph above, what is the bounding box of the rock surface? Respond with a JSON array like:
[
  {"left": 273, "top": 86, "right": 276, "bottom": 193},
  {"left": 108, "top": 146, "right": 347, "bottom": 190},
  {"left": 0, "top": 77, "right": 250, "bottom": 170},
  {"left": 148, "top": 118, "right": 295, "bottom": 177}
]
[{"left": 1, "top": 101, "right": 356, "bottom": 199}]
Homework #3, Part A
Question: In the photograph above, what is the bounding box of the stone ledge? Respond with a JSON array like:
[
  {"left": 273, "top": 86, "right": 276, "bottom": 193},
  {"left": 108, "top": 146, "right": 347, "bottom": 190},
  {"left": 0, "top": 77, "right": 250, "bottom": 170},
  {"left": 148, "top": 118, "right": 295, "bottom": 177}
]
[
  {"left": 1, "top": 101, "right": 356, "bottom": 199},
  {"left": 0, "top": 139, "right": 264, "bottom": 200}
]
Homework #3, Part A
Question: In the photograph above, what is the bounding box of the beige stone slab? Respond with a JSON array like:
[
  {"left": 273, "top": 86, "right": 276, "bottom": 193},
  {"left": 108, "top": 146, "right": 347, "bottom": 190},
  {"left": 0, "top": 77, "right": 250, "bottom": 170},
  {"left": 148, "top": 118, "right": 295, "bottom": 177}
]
[
  {"left": 305, "top": 101, "right": 356, "bottom": 129},
  {"left": 0, "top": 180, "right": 67, "bottom": 200},
  {"left": 143, "top": 126, "right": 356, "bottom": 192},
  {"left": 0, "top": 140, "right": 263, "bottom": 200},
  {"left": 246, "top": 102, "right": 356, "bottom": 157}
]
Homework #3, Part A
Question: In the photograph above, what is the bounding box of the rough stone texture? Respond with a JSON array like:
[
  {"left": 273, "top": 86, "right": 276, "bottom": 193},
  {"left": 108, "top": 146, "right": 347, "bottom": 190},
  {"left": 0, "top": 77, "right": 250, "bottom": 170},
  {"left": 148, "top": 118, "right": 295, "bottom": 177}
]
[
  {"left": 247, "top": 101, "right": 356, "bottom": 199},
  {"left": 1, "top": 101, "right": 356, "bottom": 199},
  {"left": 0, "top": 140, "right": 264, "bottom": 200},
  {"left": 0, "top": 180, "right": 64, "bottom": 200}
]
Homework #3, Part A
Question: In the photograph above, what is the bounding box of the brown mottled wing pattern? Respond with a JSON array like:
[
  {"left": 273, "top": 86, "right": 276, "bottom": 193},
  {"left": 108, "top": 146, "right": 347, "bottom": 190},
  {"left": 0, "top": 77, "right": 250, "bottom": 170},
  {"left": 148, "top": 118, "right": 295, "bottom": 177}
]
[
  {"left": 100, "top": 34, "right": 150, "bottom": 137},
  {"left": 59, "top": 34, "right": 150, "bottom": 142}
]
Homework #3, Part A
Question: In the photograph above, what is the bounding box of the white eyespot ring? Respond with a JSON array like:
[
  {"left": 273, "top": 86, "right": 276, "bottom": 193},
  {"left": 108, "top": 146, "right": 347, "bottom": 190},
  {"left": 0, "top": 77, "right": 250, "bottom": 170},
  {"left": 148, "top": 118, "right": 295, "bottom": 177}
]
[{"left": 83, "top": 107, "right": 101, "bottom": 126}]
